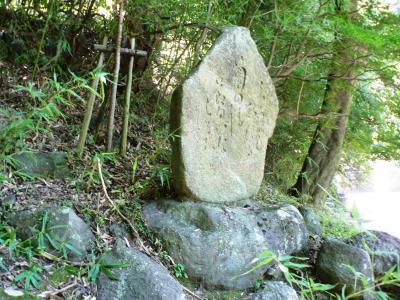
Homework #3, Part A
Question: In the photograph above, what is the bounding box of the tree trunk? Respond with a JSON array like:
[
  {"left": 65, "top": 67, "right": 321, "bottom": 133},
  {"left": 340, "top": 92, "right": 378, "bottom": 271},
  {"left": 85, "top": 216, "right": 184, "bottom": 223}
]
[{"left": 291, "top": 0, "right": 359, "bottom": 206}]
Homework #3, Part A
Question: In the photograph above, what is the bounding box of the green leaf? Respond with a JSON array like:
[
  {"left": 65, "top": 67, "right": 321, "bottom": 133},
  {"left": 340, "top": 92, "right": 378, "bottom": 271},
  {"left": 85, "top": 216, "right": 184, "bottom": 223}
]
[{"left": 101, "top": 267, "right": 119, "bottom": 280}]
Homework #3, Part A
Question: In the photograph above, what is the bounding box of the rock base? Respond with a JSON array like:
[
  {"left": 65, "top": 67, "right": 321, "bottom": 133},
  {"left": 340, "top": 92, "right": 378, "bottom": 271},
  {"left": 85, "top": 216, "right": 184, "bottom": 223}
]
[{"left": 143, "top": 199, "right": 308, "bottom": 290}]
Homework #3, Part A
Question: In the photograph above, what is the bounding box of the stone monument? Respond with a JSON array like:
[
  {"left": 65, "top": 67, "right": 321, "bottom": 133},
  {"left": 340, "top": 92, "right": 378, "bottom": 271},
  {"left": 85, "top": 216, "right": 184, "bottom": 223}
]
[
  {"left": 170, "top": 26, "right": 279, "bottom": 203},
  {"left": 143, "top": 26, "right": 308, "bottom": 291}
]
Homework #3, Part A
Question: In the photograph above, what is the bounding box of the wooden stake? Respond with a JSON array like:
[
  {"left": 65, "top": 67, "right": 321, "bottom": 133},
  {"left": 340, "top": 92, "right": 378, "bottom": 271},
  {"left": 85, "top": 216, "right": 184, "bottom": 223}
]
[
  {"left": 120, "top": 38, "right": 135, "bottom": 157},
  {"left": 106, "top": 0, "right": 125, "bottom": 151},
  {"left": 77, "top": 36, "right": 108, "bottom": 156}
]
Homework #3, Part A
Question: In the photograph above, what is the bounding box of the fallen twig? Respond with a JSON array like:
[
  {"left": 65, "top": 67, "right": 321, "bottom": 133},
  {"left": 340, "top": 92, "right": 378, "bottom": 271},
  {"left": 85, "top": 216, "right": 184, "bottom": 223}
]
[
  {"left": 96, "top": 158, "right": 205, "bottom": 300},
  {"left": 96, "top": 158, "right": 150, "bottom": 255},
  {"left": 38, "top": 250, "right": 86, "bottom": 267},
  {"left": 182, "top": 286, "right": 204, "bottom": 300},
  {"left": 38, "top": 280, "right": 78, "bottom": 298}
]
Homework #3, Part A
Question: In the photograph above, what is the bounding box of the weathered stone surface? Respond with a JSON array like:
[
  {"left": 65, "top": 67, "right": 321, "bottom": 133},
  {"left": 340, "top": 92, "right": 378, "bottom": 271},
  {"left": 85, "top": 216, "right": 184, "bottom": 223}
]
[
  {"left": 250, "top": 281, "right": 299, "bottom": 300},
  {"left": 348, "top": 230, "right": 400, "bottom": 276},
  {"left": 8, "top": 207, "right": 94, "bottom": 261},
  {"left": 170, "top": 26, "right": 279, "bottom": 203},
  {"left": 13, "top": 152, "right": 70, "bottom": 179},
  {"left": 299, "top": 207, "right": 323, "bottom": 236},
  {"left": 143, "top": 200, "right": 307, "bottom": 290},
  {"left": 97, "top": 240, "right": 186, "bottom": 300},
  {"left": 316, "top": 238, "right": 374, "bottom": 297}
]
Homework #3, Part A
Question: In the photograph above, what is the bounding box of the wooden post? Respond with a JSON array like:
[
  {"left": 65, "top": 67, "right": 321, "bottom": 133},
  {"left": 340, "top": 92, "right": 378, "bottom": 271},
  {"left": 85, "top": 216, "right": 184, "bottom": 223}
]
[
  {"left": 77, "top": 36, "right": 108, "bottom": 156},
  {"left": 106, "top": 0, "right": 125, "bottom": 151},
  {"left": 120, "top": 38, "right": 135, "bottom": 157}
]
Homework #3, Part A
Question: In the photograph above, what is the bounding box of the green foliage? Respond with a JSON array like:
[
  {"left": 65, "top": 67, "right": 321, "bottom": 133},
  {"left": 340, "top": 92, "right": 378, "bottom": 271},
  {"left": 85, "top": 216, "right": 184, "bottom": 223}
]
[
  {"left": 1, "top": 0, "right": 400, "bottom": 296},
  {"left": 244, "top": 249, "right": 337, "bottom": 299},
  {"left": 79, "top": 152, "right": 115, "bottom": 191},
  {"left": 14, "top": 264, "right": 43, "bottom": 290},
  {"left": 87, "top": 251, "right": 129, "bottom": 284},
  {"left": 247, "top": 248, "right": 400, "bottom": 299},
  {"left": 339, "top": 264, "right": 400, "bottom": 299},
  {"left": 0, "top": 71, "right": 95, "bottom": 188},
  {"left": 0, "top": 213, "right": 127, "bottom": 292},
  {"left": 0, "top": 223, "right": 18, "bottom": 258},
  {"left": 172, "top": 263, "right": 187, "bottom": 279},
  {"left": 317, "top": 208, "right": 364, "bottom": 240}
]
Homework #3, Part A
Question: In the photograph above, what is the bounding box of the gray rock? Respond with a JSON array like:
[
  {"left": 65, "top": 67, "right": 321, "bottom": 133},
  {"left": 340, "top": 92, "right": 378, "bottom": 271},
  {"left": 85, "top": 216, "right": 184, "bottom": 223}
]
[
  {"left": 13, "top": 151, "right": 70, "bottom": 179},
  {"left": 97, "top": 240, "right": 186, "bottom": 300},
  {"left": 316, "top": 238, "right": 374, "bottom": 297},
  {"left": 348, "top": 230, "right": 400, "bottom": 276},
  {"left": 143, "top": 200, "right": 307, "bottom": 290},
  {"left": 170, "top": 26, "right": 279, "bottom": 203},
  {"left": 299, "top": 207, "right": 323, "bottom": 236},
  {"left": 250, "top": 281, "right": 298, "bottom": 300},
  {"left": 8, "top": 207, "right": 94, "bottom": 261}
]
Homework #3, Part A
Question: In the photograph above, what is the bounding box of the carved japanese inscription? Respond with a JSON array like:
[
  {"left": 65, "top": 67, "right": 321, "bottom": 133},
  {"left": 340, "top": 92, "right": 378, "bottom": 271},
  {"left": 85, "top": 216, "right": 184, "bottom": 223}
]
[{"left": 170, "top": 26, "right": 279, "bottom": 203}]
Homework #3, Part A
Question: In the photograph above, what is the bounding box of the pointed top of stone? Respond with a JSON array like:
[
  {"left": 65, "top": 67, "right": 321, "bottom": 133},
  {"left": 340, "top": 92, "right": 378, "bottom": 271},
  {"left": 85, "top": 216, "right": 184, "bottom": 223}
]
[{"left": 170, "top": 26, "right": 279, "bottom": 203}]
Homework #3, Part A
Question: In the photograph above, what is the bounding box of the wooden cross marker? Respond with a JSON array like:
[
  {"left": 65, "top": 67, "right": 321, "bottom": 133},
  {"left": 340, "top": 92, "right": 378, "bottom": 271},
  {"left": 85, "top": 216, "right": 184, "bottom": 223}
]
[
  {"left": 77, "top": 37, "right": 148, "bottom": 156},
  {"left": 93, "top": 43, "right": 147, "bottom": 57}
]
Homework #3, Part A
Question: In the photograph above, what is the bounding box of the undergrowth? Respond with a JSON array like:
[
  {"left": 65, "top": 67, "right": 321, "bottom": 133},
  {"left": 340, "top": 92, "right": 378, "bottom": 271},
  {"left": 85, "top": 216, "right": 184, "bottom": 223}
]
[
  {"left": 248, "top": 249, "right": 400, "bottom": 300},
  {"left": 0, "top": 212, "right": 127, "bottom": 293}
]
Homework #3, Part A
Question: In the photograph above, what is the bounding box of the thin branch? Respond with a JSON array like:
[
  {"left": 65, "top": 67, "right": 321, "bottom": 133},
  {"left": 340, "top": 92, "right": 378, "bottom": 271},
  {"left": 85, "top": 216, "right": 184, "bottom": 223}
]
[
  {"left": 194, "top": 0, "right": 213, "bottom": 63},
  {"left": 267, "top": 0, "right": 279, "bottom": 69},
  {"left": 38, "top": 280, "right": 78, "bottom": 298},
  {"left": 97, "top": 158, "right": 150, "bottom": 255},
  {"left": 145, "top": 22, "right": 220, "bottom": 36},
  {"left": 97, "top": 159, "right": 204, "bottom": 300},
  {"left": 279, "top": 109, "right": 345, "bottom": 120},
  {"left": 296, "top": 80, "right": 305, "bottom": 116}
]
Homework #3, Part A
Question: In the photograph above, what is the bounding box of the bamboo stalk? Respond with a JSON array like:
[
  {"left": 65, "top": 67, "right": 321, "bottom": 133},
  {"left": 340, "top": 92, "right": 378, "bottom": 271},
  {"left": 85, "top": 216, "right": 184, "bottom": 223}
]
[
  {"left": 106, "top": 0, "right": 125, "bottom": 151},
  {"left": 77, "top": 36, "right": 108, "bottom": 156},
  {"left": 120, "top": 38, "right": 135, "bottom": 157}
]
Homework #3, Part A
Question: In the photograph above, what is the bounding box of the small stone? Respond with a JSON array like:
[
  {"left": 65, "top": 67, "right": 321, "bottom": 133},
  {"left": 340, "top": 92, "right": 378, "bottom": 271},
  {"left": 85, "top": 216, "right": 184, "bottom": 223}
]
[
  {"left": 170, "top": 26, "right": 279, "bottom": 203},
  {"left": 316, "top": 238, "right": 374, "bottom": 297},
  {"left": 250, "top": 281, "right": 299, "bottom": 300},
  {"left": 0, "top": 288, "right": 37, "bottom": 299},
  {"left": 97, "top": 240, "right": 186, "bottom": 300}
]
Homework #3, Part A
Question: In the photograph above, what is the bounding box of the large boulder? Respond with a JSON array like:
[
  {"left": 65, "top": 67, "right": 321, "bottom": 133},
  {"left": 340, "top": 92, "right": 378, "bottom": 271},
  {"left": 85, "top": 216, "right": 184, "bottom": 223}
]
[
  {"left": 97, "top": 240, "right": 186, "bottom": 300},
  {"left": 8, "top": 207, "right": 94, "bottom": 261},
  {"left": 348, "top": 230, "right": 400, "bottom": 276},
  {"left": 316, "top": 238, "right": 374, "bottom": 298},
  {"left": 170, "top": 26, "right": 279, "bottom": 203},
  {"left": 13, "top": 151, "right": 70, "bottom": 179},
  {"left": 250, "top": 281, "right": 299, "bottom": 300},
  {"left": 143, "top": 200, "right": 308, "bottom": 290},
  {"left": 348, "top": 230, "right": 400, "bottom": 296}
]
